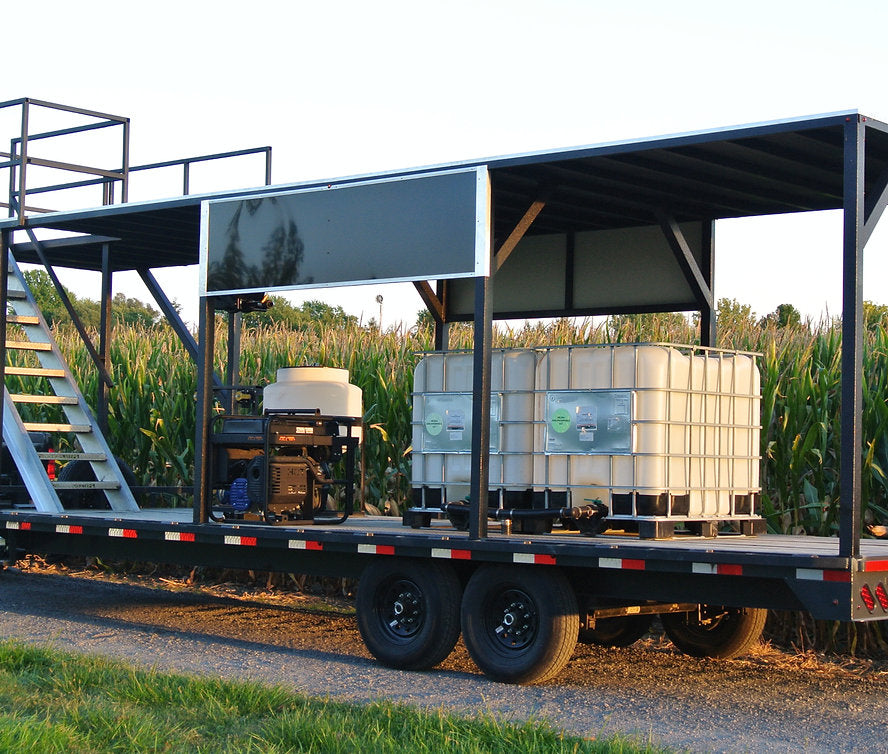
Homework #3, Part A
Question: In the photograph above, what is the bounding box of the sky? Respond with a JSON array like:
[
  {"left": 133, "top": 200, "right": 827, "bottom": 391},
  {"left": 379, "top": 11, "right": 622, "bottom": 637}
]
[{"left": 6, "top": 0, "right": 888, "bottom": 329}]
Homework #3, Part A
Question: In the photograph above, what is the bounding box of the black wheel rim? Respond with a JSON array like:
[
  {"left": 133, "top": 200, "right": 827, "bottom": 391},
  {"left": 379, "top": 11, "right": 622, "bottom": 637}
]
[
  {"left": 484, "top": 587, "right": 538, "bottom": 652},
  {"left": 377, "top": 578, "right": 425, "bottom": 641}
]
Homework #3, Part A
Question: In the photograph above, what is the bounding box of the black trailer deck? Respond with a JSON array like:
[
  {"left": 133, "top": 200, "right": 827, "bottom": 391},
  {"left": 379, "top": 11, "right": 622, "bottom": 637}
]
[{"left": 3, "top": 507, "right": 886, "bottom": 623}]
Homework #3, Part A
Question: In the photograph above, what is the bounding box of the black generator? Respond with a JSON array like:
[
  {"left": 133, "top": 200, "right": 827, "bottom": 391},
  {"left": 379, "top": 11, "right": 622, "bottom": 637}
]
[{"left": 209, "top": 411, "right": 360, "bottom": 525}]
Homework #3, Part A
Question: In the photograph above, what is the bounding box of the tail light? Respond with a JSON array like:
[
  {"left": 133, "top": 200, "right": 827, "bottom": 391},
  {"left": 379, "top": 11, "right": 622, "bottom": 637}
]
[
  {"left": 860, "top": 584, "right": 876, "bottom": 613},
  {"left": 875, "top": 583, "right": 888, "bottom": 612}
]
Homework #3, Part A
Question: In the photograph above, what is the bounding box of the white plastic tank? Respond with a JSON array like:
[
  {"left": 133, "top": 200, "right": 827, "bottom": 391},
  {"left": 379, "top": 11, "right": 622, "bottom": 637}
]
[
  {"left": 412, "top": 349, "right": 537, "bottom": 506},
  {"left": 264, "top": 367, "right": 363, "bottom": 440},
  {"left": 533, "top": 344, "right": 760, "bottom": 521}
]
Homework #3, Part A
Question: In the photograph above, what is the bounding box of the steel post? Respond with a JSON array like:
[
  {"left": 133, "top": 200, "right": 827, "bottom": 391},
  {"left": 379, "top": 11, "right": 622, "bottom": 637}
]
[
  {"left": 0, "top": 231, "right": 9, "bottom": 483},
  {"left": 193, "top": 297, "right": 215, "bottom": 524},
  {"left": 839, "top": 116, "right": 865, "bottom": 559},
  {"left": 97, "top": 243, "right": 112, "bottom": 435},
  {"left": 226, "top": 312, "right": 242, "bottom": 413},
  {"left": 700, "top": 221, "right": 716, "bottom": 347},
  {"left": 469, "top": 274, "right": 492, "bottom": 540}
]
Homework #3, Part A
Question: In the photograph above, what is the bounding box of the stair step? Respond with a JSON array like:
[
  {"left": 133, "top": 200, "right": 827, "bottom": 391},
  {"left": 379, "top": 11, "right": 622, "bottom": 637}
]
[
  {"left": 9, "top": 394, "right": 79, "bottom": 405},
  {"left": 5, "top": 340, "right": 51, "bottom": 351},
  {"left": 7, "top": 315, "right": 40, "bottom": 325},
  {"left": 5, "top": 288, "right": 27, "bottom": 300},
  {"left": 5, "top": 366, "right": 65, "bottom": 378},
  {"left": 37, "top": 452, "right": 106, "bottom": 462},
  {"left": 52, "top": 481, "right": 121, "bottom": 491},
  {"left": 22, "top": 422, "right": 92, "bottom": 433}
]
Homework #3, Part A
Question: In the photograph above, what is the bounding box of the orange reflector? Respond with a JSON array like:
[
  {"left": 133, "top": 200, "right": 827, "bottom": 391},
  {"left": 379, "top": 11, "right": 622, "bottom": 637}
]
[
  {"left": 876, "top": 583, "right": 888, "bottom": 612},
  {"left": 861, "top": 584, "right": 876, "bottom": 612}
]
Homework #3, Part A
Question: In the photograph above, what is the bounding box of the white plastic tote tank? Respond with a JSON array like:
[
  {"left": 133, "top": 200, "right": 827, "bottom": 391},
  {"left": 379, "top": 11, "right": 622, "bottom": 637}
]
[
  {"left": 412, "top": 349, "right": 537, "bottom": 507},
  {"left": 533, "top": 344, "right": 760, "bottom": 521}
]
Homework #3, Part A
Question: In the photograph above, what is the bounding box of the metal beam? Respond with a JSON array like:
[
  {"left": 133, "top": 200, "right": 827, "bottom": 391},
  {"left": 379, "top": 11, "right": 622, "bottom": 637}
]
[
  {"left": 434, "top": 280, "right": 449, "bottom": 351},
  {"left": 468, "top": 274, "right": 492, "bottom": 540},
  {"left": 413, "top": 280, "right": 444, "bottom": 323},
  {"left": 97, "top": 243, "right": 112, "bottom": 435},
  {"left": 839, "top": 116, "right": 864, "bottom": 559},
  {"left": 494, "top": 194, "right": 548, "bottom": 272},
  {"left": 0, "top": 232, "right": 9, "bottom": 484},
  {"left": 699, "top": 221, "right": 716, "bottom": 346},
  {"left": 193, "top": 296, "right": 215, "bottom": 525},
  {"left": 655, "top": 210, "right": 713, "bottom": 308},
  {"left": 862, "top": 163, "right": 888, "bottom": 248}
]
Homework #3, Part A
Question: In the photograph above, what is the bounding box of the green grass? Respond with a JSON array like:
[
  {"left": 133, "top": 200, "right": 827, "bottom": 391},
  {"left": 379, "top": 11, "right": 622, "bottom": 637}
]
[{"left": 0, "top": 641, "right": 664, "bottom": 753}]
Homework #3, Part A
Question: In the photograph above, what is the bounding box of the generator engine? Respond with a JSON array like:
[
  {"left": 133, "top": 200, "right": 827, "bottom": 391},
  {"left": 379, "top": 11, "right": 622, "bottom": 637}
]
[{"left": 210, "top": 367, "right": 362, "bottom": 525}]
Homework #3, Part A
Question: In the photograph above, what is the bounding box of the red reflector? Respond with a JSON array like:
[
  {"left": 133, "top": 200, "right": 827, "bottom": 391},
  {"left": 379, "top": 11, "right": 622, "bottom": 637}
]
[
  {"left": 876, "top": 583, "right": 888, "bottom": 611},
  {"left": 861, "top": 584, "right": 876, "bottom": 612},
  {"left": 47, "top": 449, "right": 56, "bottom": 481}
]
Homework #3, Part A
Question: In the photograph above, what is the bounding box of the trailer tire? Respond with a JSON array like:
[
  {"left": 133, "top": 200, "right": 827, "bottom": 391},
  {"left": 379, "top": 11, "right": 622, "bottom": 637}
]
[
  {"left": 661, "top": 605, "right": 767, "bottom": 659},
  {"left": 461, "top": 564, "right": 578, "bottom": 684},
  {"left": 578, "top": 613, "right": 654, "bottom": 647},
  {"left": 356, "top": 559, "right": 462, "bottom": 671},
  {"left": 57, "top": 458, "right": 138, "bottom": 509}
]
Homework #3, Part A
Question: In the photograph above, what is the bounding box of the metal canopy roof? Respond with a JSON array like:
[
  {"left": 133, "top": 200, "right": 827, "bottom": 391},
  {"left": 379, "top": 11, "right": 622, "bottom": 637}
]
[{"left": 6, "top": 110, "right": 888, "bottom": 285}]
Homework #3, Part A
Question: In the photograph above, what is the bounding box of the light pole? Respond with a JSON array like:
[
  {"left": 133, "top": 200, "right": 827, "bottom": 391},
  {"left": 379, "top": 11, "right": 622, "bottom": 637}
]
[{"left": 375, "top": 294, "right": 383, "bottom": 329}]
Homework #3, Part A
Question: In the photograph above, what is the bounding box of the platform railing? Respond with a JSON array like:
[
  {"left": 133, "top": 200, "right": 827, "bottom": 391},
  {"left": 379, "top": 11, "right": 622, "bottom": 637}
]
[
  {"left": 1, "top": 98, "right": 272, "bottom": 224},
  {"left": 0, "top": 98, "right": 130, "bottom": 224}
]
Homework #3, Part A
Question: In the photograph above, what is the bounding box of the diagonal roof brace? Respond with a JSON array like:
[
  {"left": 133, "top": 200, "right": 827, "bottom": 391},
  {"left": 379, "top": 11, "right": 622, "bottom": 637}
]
[
  {"left": 655, "top": 209, "right": 713, "bottom": 308},
  {"left": 413, "top": 280, "right": 445, "bottom": 323},
  {"left": 494, "top": 189, "right": 552, "bottom": 272},
  {"left": 863, "top": 164, "right": 888, "bottom": 248}
]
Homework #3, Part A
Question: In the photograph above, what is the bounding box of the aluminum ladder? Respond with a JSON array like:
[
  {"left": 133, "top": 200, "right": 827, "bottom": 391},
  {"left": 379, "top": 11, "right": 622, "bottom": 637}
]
[{"left": 2, "top": 250, "right": 138, "bottom": 512}]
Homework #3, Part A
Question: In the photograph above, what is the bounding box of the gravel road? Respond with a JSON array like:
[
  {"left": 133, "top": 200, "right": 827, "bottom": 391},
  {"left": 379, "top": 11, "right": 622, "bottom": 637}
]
[{"left": 1, "top": 566, "right": 886, "bottom": 753}]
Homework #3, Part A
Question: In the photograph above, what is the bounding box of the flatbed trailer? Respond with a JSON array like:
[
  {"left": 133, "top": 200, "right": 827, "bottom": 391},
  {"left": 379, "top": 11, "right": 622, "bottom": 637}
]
[{"left": 2, "top": 101, "right": 888, "bottom": 683}]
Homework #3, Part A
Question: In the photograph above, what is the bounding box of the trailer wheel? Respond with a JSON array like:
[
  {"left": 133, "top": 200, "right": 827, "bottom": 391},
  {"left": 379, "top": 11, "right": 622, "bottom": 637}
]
[
  {"left": 356, "top": 559, "right": 462, "bottom": 670},
  {"left": 661, "top": 605, "right": 766, "bottom": 659},
  {"left": 578, "top": 613, "right": 654, "bottom": 647},
  {"left": 57, "top": 458, "right": 138, "bottom": 509},
  {"left": 460, "top": 564, "right": 578, "bottom": 684}
]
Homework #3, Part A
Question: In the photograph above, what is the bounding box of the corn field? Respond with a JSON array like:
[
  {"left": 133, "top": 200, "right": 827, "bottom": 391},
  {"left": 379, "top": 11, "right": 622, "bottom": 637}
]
[
  {"left": 9, "top": 313, "right": 888, "bottom": 533},
  {"left": 10, "top": 309, "right": 888, "bottom": 655}
]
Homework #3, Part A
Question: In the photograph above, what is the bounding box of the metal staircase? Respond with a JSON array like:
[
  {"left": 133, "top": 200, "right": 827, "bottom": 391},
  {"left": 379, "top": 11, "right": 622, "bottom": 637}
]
[{"left": 2, "top": 250, "right": 138, "bottom": 512}]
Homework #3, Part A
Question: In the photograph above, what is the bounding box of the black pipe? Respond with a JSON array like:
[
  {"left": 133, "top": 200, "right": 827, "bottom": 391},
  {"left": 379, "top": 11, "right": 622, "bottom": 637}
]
[{"left": 443, "top": 501, "right": 606, "bottom": 522}]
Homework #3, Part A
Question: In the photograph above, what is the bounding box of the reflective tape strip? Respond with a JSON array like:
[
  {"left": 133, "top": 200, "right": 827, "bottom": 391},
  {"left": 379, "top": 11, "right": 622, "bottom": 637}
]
[
  {"left": 165, "top": 531, "right": 196, "bottom": 542},
  {"left": 289, "top": 540, "right": 323, "bottom": 551},
  {"left": 5, "top": 521, "right": 31, "bottom": 530},
  {"left": 55, "top": 525, "right": 82, "bottom": 534},
  {"left": 599, "top": 557, "right": 644, "bottom": 570},
  {"left": 109, "top": 528, "right": 137, "bottom": 538},
  {"left": 513, "top": 553, "right": 556, "bottom": 565},
  {"left": 796, "top": 568, "right": 824, "bottom": 580},
  {"left": 431, "top": 548, "right": 471, "bottom": 560},
  {"left": 224, "top": 535, "right": 257, "bottom": 546},
  {"left": 718, "top": 564, "right": 743, "bottom": 576},
  {"left": 796, "top": 568, "right": 851, "bottom": 582},
  {"left": 358, "top": 544, "right": 395, "bottom": 555},
  {"left": 864, "top": 560, "right": 888, "bottom": 572},
  {"left": 693, "top": 563, "right": 717, "bottom": 574}
]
